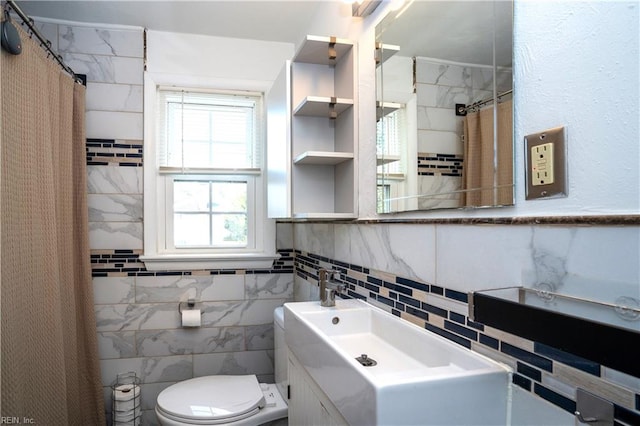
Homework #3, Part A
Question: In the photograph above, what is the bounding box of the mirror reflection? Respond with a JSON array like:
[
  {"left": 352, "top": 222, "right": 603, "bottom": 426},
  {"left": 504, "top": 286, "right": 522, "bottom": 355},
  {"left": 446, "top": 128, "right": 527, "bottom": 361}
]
[{"left": 376, "top": 0, "right": 514, "bottom": 213}]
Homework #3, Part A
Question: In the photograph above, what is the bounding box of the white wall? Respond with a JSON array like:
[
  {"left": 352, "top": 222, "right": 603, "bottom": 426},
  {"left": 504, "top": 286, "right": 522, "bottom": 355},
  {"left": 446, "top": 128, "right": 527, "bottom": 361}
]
[
  {"left": 512, "top": 1, "right": 639, "bottom": 216},
  {"left": 146, "top": 30, "right": 293, "bottom": 91}
]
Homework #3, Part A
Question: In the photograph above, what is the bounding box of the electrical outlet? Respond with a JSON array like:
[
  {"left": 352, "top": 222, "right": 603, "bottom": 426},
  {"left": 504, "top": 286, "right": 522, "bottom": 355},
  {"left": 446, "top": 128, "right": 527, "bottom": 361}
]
[
  {"left": 531, "top": 143, "right": 554, "bottom": 186},
  {"left": 525, "top": 126, "right": 566, "bottom": 200}
]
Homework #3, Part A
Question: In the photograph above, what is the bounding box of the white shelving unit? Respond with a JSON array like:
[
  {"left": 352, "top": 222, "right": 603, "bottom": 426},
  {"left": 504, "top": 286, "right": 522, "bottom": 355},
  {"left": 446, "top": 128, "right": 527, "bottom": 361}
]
[{"left": 267, "top": 35, "right": 358, "bottom": 219}]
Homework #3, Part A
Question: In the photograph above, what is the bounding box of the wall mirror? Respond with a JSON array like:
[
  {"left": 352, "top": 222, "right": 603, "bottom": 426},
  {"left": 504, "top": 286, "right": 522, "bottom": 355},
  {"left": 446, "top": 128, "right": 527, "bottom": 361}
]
[{"left": 376, "top": 0, "right": 514, "bottom": 213}]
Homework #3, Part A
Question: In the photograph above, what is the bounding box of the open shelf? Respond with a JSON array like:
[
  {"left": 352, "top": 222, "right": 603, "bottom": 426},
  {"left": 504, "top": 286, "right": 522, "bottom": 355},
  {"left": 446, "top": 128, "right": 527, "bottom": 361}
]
[
  {"left": 376, "top": 154, "right": 401, "bottom": 166},
  {"left": 377, "top": 173, "right": 405, "bottom": 181},
  {"left": 293, "top": 96, "right": 354, "bottom": 117},
  {"left": 375, "top": 42, "right": 400, "bottom": 66},
  {"left": 294, "top": 35, "right": 354, "bottom": 65},
  {"left": 376, "top": 101, "right": 402, "bottom": 120},
  {"left": 294, "top": 151, "right": 354, "bottom": 165},
  {"left": 293, "top": 212, "right": 356, "bottom": 219}
]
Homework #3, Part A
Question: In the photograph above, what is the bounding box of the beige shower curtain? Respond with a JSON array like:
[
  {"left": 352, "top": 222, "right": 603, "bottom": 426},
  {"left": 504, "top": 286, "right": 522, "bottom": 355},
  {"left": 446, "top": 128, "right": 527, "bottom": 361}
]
[
  {"left": 1, "top": 24, "right": 105, "bottom": 424},
  {"left": 462, "top": 100, "right": 513, "bottom": 207}
]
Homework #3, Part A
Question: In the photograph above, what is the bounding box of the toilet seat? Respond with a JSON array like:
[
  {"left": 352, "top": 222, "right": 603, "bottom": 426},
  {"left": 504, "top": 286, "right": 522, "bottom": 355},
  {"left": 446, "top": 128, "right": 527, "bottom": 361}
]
[{"left": 156, "top": 375, "right": 266, "bottom": 425}]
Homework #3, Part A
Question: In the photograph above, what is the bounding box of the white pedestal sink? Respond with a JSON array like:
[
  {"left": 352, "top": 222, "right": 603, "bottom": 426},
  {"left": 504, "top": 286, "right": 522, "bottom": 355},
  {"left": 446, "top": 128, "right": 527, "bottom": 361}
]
[{"left": 284, "top": 299, "right": 511, "bottom": 426}]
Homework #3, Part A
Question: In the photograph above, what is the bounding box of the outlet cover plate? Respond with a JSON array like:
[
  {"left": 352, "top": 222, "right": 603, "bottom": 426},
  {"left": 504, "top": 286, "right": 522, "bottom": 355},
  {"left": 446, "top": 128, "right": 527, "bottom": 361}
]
[{"left": 525, "top": 126, "right": 566, "bottom": 200}]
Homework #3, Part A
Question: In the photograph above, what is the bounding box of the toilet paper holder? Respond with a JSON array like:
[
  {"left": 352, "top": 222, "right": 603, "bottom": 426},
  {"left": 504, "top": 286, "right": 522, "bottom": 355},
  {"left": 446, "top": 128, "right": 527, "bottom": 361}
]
[
  {"left": 178, "top": 298, "right": 201, "bottom": 314},
  {"left": 111, "top": 371, "right": 141, "bottom": 425}
]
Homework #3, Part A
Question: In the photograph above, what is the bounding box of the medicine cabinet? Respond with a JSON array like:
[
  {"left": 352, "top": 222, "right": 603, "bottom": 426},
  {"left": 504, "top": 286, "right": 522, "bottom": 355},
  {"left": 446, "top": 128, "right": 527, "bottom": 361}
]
[{"left": 375, "top": 1, "right": 514, "bottom": 213}]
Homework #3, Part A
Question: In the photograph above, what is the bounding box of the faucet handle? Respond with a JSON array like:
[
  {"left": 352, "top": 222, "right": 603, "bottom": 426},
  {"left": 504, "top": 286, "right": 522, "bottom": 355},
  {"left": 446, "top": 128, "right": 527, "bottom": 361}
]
[
  {"left": 318, "top": 268, "right": 340, "bottom": 281},
  {"left": 327, "top": 269, "right": 341, "bottom": 280},
  {"left": 318, "top": 268, "right": 344, "bottom": 307}
]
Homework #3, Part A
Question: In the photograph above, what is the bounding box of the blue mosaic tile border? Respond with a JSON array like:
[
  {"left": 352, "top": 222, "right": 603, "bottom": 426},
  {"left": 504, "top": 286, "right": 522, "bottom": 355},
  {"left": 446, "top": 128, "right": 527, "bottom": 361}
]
[
  {"left": 86, "top": 138, "right": 143, "bottom": 166},
  {"left": 90, "top": 249, "right": 294, "bottom": 277},
  {"left": 294, "top": 250, "right": 640, "bottom": 425}
]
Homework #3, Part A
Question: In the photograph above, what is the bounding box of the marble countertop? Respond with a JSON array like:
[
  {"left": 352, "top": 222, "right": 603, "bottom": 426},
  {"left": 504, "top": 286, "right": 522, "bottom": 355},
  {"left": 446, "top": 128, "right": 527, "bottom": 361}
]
[{"left": 278, "top": 214, "right": 640, "bottom": 226}]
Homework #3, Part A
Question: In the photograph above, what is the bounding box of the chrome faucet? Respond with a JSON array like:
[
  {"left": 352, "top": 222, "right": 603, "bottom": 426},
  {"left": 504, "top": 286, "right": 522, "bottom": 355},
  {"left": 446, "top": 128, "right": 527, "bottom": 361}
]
[{"left": 318, "top": 268, "right": 344, "bottom": 307}]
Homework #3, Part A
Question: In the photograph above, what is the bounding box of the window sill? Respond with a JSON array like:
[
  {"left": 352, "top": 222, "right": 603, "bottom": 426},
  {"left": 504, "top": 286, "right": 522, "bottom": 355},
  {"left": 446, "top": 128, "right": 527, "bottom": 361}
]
[{"left": 140, "top": 252, "right": 281, "bottom": 271}]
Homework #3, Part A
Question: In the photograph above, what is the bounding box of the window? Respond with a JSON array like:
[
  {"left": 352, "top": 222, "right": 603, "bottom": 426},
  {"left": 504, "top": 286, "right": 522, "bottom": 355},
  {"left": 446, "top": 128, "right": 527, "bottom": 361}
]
[
  {"left": 142, "top": 84, "right": 277, "bottom": 270},
  {"left": 376, "top": 108, "right": 406, "bottom": 176},
  {"left": 171, "top": 178, "right": 251, "bottom": 248},
  {"left": 376, "top": 107, "right": 408, "bottom": 213}
]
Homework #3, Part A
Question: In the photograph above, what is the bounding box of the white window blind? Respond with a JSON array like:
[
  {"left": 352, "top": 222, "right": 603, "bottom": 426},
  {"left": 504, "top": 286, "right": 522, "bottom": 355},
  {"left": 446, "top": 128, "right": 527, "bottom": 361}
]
[
  {"left": 157, "top": 90, "right": 262, "bottom": 171},
  {"left": 376, "top": 108, "right": 406, "bottom": 174}
]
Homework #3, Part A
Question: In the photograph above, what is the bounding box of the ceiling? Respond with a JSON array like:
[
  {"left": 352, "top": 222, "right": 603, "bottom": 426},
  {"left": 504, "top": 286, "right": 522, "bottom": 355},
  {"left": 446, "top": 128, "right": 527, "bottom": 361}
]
[
  {"left": 15, "top": 0, "right": 325, "bottom": 44},
  {"left": 15, "top": 1, "right": 513, "bottom": 68}
]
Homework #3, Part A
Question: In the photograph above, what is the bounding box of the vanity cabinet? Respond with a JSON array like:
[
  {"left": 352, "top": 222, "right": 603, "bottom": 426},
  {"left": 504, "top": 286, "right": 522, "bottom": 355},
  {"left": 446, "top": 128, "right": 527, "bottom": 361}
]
[
  {"left": 267, "top": 35, "right": 358, "bottom": 219},
  {"left": 288, "top": 354, "right": 348, "bottom": 426}
]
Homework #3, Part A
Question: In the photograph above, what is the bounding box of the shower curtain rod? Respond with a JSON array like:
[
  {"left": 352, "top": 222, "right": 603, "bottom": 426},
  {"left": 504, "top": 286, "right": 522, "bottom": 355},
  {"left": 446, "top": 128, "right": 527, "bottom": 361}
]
[
  {"left": 4, "top": 0, "right": 84, "bottom": 84},
  {"left": 455, "top": 89, "right": 512, "bottom": 116}
]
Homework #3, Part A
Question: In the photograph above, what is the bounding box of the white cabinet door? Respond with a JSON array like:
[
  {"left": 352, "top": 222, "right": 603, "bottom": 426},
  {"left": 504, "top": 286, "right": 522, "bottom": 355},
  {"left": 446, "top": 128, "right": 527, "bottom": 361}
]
[{"left": 287, "top": 356, "right": 348, "bottom": 426}]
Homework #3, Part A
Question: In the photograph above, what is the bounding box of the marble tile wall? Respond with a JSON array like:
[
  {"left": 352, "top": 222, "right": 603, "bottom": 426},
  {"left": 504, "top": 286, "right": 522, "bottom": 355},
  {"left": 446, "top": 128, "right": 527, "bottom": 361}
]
[
  {"left": 416, "top": 152, "right": 464, "bottom": 210},
  {"left": 414, "top": 58, "right": 512, "bottom": 209},
  {"left": 35, "top": 20, "right": 295, "bottom": 425},
  {"left": 94, "top": 254, "right": 294, "bottom": 425},
  {"left": 291, "top": 222, "right": 640, "bottom": 425}
]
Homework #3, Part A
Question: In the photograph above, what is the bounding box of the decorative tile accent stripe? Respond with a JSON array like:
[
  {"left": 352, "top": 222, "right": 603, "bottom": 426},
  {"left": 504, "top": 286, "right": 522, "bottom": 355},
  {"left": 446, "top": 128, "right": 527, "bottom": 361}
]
[
  {"left": 293, "top": 250, "right": 640, "bottom": 423},
  {"left": 501, "top": 342, "right": 553, "bottom": 372},
  {"left": 534, "top": 342, "right": 601, "bottom": 376},
  {"left": 517, "top": 362, "right": 542, "bottom": 382},
  {"left": 417, "top": 152, "right": 463, "bottom": 177},
  {"left": 534, "top": 383, "right": 577, "bottom": 414},
  {"left": 90, "top": 249, "right": 294, "bottom": 277},
  {"left": 86, "top": 138, "right": 143, "bottom": 166},
  {"left": 513, "top": 374, "right": 532, "bottom": 391}
]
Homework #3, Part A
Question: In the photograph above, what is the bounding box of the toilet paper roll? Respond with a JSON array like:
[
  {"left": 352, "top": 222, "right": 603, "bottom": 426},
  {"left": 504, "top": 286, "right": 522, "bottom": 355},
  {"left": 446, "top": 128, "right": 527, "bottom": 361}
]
[
  {"left": 114, "top": 408, "right": 141, "bottom": 423},
  {"left": 113, "top": 384, "right": 140, "bottom": 413},
  {"left": 182, "top": 309, "right": 201, "bottom": 327},
  {"left": 114, "top": 415, "right": 141, "bottom": 426}
]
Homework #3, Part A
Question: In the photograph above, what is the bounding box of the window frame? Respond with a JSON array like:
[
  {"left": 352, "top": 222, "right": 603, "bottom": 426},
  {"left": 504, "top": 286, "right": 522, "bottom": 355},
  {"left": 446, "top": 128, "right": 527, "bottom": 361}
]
[
  {"left": 164, "top": 174, "right": 256, "bottom": 251},
  {"left": 141, "top": 73, "right": 278, "bottom": 271}
]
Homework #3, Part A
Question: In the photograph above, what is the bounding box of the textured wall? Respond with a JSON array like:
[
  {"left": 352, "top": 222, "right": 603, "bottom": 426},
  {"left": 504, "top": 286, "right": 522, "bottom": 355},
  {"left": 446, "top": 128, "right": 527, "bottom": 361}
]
[{"left": 512, "top": 1, "right": 640, "bottom": 215}]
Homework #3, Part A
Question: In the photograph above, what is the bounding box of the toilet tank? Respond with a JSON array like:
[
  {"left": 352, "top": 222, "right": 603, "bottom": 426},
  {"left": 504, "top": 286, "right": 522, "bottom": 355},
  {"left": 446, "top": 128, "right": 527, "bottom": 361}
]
[{"left": 274, "top": 307, "right": 288, "bottom": 401}]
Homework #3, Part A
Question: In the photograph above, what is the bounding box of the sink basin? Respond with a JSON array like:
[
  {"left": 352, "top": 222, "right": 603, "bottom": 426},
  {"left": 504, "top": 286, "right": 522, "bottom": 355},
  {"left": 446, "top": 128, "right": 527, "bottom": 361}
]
[{"left": 284, "top": 299, "right": 511, "bottom": 426}]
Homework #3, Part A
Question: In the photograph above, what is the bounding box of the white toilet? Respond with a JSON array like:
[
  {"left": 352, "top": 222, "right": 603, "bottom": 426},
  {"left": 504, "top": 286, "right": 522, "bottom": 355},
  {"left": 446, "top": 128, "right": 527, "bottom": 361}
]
[{"left": 155, "top": 307, "right": 288, "bottom": 425}]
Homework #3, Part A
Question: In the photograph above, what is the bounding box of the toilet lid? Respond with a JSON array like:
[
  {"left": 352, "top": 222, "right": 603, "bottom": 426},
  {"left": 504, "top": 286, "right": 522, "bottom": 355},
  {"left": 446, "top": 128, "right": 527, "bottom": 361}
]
[{"left": 157, "top": 375, "right": 265, "bottom": 423}]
